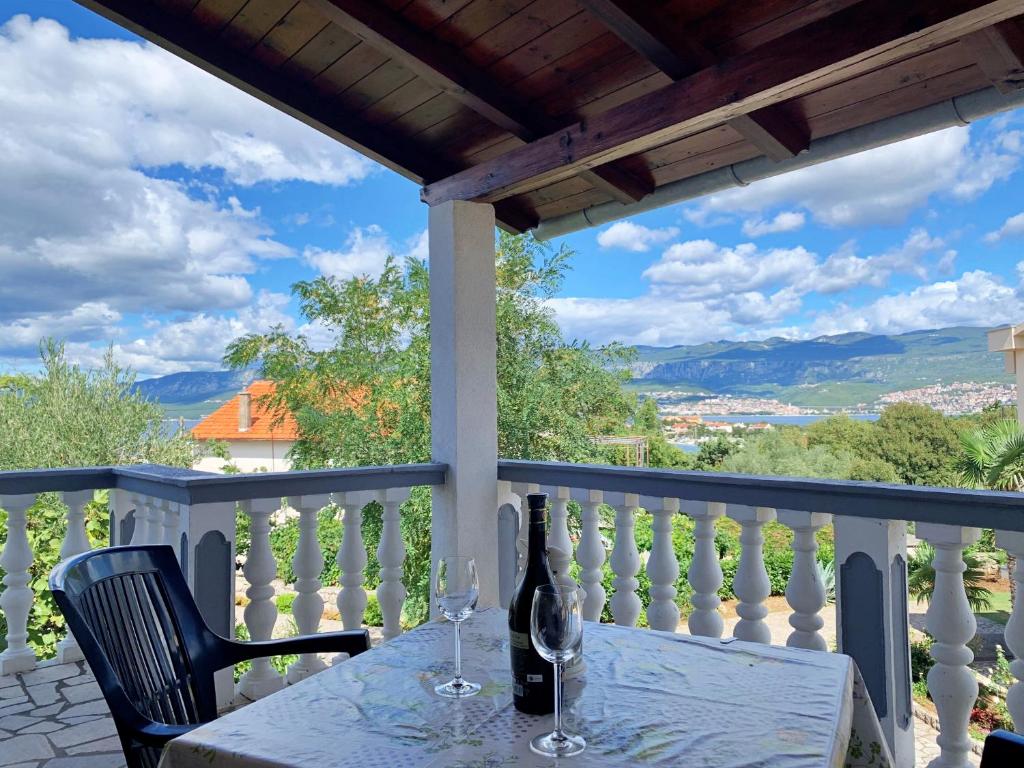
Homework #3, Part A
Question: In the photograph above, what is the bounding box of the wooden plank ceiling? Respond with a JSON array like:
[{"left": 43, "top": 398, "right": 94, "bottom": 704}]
[{"left": 76, "top": 0, "right": 1024, "bottom": 233}]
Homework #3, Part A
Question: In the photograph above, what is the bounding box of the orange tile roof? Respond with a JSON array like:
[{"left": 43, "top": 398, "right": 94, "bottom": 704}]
[{"left": 191, "top": 381, "right": 299, "bottom": 442}]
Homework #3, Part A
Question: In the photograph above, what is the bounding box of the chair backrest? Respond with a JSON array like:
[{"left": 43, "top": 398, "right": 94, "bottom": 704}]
[
  {"left": 50, "top": 546, "right": 223, "bottom": 741},
  {"left": 981, "top": 729, "right": 1024, "bottom": 767}
]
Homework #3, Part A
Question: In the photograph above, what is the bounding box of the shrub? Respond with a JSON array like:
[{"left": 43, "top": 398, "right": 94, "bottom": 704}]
[
  {"left": 364, "top": 593, "right": 383, "bottom": 627},
  {"left": 910, "top": 637, "right": 934, "bottom": 683},
  {"left": 276, "top": 593, "right": 296, "bottom": 614}
]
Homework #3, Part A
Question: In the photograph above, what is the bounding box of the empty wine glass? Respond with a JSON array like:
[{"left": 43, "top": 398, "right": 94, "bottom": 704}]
[
  {"left": 529, "top": 584, "right": 585, "bottom": 757},
  {"left": 434, "top": 556, "right": 481, "bottom": 698}
]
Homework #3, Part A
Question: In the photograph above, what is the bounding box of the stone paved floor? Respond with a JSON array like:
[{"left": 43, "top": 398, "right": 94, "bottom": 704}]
[
  {"left": 0, "top": 657, "right": 970, "bottom": 768},
  {"left": 0, "top": 660, "right": 124, "bottom": 768}
]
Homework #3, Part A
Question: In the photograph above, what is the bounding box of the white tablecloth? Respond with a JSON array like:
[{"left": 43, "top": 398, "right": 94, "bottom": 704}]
[{"left": 159, "top": 608, "right": 892, "bottom": 768}]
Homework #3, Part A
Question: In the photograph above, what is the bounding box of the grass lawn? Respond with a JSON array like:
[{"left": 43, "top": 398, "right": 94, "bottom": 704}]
[{"left": 977, "top": 590, "right": 1011, "bottom": 625}]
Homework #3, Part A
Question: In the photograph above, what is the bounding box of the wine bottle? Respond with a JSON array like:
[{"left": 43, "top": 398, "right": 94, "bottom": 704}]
[{"left": 509, "top": 492, "right": 556, "bottom": 715}]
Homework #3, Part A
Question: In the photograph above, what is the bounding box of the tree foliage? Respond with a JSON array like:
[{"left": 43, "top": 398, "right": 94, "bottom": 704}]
[{"left": 0, "top": 341, "right": 197, "bottom": 657}]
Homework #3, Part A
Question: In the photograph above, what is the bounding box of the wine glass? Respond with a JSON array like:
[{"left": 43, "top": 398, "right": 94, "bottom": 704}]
[
  {"left": 434, "top": 556, "right": 481, "bottom": 698},
  {"left": 529, "top": 584, "right": 585, "bottom": 757}
]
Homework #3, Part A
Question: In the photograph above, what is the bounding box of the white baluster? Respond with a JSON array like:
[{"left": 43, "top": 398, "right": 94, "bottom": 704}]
[
  {"left": 777, "top": 509, "right": 832, "bottom": 651},
  {"left": 727, "top": 505, "right": 776, "bottom": 644},
  {"left": 574, "top": 489, "right": 606, "bottom": 622},
  {"left": 130, "top": 493, "right": 150, "bottom": 544},
  {"left": 55, "top": 490, "right": 94, "bottom": 663},
  {"left": 0, "top": 494, "right": 37, "bottom": 675},
  {"left": 546, "top": 486, "right": 572, "bottom": 558},
  {"left": 336, "top": 492, "right": 368, "bottom": 634},
  {"left": 997, "top": 530, "right": 1024, "bottom": 732},
  {"left": 609, "top": 493, "right": 642, "bottom": 627},
  {"left": 919, "top": 523, "right": 981, "bottom": 768},
  {"left": 511, "top": 482, "right": 539, "bottom": 576},
  {"left": 287, "top": 495, "right": 330, "bottom": 683},
  {"left": 377, "top": 488, "right": 410, "bottom": 641},
  {"left": 643, "top": 496, "right": 680, "bottom": 632},
  {"left": 237, "top": 498, "right": 284, "bottom": 700},
  {"left": 684, "top": 500, "right": 725, "bottom": 638},
  {"left": 160, "top": 499, "right": 181, "bottom": 551}
]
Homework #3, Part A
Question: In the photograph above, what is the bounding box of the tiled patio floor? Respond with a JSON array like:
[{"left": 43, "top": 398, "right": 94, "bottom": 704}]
[
  {"left": 0, "top": 661, "right": 124, "bottom": 768},
  {"left": 0, "top": 658, "right": 978, "bottom": 768}
]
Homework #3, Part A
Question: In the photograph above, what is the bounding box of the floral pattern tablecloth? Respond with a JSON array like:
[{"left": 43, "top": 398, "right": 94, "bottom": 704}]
[{"left": 159, "top": 608, "right": 891, "bottom": 768}]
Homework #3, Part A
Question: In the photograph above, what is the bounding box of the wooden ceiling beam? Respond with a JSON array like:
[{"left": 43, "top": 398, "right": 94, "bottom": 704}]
[
  {"left": 578, "top": 0, "right": 810, "bottom": 162},
  {"left": 422, "top": 0, "right": 1021, "bottom": 206},
  {"left": 305, "top": 0, "right": 651, "bottom": 204},
  {"left": 73, "top": 0, "right": 537, "bottom": 233},
  {"left": 961, "top": 18, "right": 1024, "bottom": 93}
]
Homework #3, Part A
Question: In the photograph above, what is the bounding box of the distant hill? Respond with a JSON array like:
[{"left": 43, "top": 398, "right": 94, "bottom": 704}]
[
  {"left": 631, "top": 326, "right": 1012, "bottom": 407},
  {"left": 134, "top": 369, "right": 258, "bottom": 419}
]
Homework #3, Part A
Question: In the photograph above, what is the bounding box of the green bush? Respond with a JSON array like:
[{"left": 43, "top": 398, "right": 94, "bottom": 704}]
[
  {"left": 364, "top": 593, "right": 383, "bottom": 627},
  {"left": 276, "top": 593, "right": 296, "bottom": 614},
  {"left": 911, "top": 636, "right": 934, "bottom": 683}
]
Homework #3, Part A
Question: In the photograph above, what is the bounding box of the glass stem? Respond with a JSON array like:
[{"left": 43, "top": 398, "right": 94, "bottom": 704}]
[
  {"left": 553, "top": 661, "right": 564, "bottom": 740},
  {"left": 453, "top": 620, "right": 463, "bottom": 685}
]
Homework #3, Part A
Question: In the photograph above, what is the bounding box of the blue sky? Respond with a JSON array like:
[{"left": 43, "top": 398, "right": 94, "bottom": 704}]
[{"left": 3, "top": 2, "right": 1024, "bottom": 376}]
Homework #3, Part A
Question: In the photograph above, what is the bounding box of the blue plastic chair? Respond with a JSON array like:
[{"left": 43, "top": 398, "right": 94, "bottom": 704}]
[
  {"left": 981, "top": 729, "right": 1024, "bottom": 767},
  {"left": 50, "top": 545, "right": 371, "bottom": 768}
]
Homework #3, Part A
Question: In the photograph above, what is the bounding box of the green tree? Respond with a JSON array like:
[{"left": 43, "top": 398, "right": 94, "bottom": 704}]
[
  {"left": 721, "top": 429, "right": 851, "bottom": 479},
  {"left": 224, "top": 233, "right": 636, "bottom": 623},
  {"left": 0, "top": 341, "right": 197, "bottom": 657},
  {"left": 871, "top": 403, "right": 960, "bottom": 486}
]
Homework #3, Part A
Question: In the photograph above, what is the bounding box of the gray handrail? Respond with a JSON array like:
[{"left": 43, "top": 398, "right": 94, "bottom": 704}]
[
  {"left": 0, "top": 463, "right": 448, "bottom": 505},
  {"left": 498, "top": 460, "right": 1024, "bottom": 532}
]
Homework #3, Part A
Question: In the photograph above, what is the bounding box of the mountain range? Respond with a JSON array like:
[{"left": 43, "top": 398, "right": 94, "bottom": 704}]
[
  {"left": 631, "top": 325, "right": 1011, "bottom": 406},
  {"left": 135, "top": 326, "right": 1012, "bottom": 415}
]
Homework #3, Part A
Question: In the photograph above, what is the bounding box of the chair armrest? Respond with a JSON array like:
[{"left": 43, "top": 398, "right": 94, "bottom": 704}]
[{"left": 225, "top": 629, "right": 371, "bottom": 665}]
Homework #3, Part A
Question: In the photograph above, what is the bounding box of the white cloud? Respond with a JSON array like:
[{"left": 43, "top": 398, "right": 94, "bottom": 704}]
[
  {"left": 0, "top": 15, "right": 373, "bottom": 188},
  {"left": 985, "top": 212, "right": 1024, "bottom": 243},
  {"left": 741, "top": 211, "right": 805, "bottom": 237},
  {"left": 685, "top": 126, "right": 1023, "bottom": 228},
  {"left": 798, "top": 229, "right": 945, "bottom": 294},
  {"left": 811, "top": 271, "right": 1024, "bottom": 336},
  {"left": 596, "top": 221, "right": 680, "bottom": 252},
  {"left": 0, "top": 303, "right": 122, "bottom": 358},
  {"left": 306, "top": 225, "right": 430, "bottom": 280},
  {"left": 64, "top": 291, "right": 297, "bottom": 376}
]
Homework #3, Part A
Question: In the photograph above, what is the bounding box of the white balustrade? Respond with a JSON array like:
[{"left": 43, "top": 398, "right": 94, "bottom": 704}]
[
  {"left": 337, "top": 493, "right": 368, "bottom": 634},
  {"left": 777, "top": 509, "right": 832, "bottom": 651},
  {"left": 510, "top": 482, "right": 539, "bottom": 576},
  {"left": 684, "top": 500, "right": 725, "bottom": 638},
  {"left": 160, "top": 499, "right": 181, "bottom": 551},
  {"left": 727, "top": 505, "right": 776, "bottom": 644},
  {"left": 574, "top": 488, "right": 606, "bottom": 622},
  {"left": 377, "top": 488, "right": 410, "bottom": 641},
  {"left": 55, "top": 490, "right": 95, "bottom": 663},
  {"left": 997, "top": 531, "right": 1024, "bottom": 733},
  {"left": 287, "top": 495, "right": 330, "bottom": 683},
  {"left": 129, "top": 493, "right": 149, "bottom": 544},
  {"left": 609, "top": 493, "right": 642, "bottom": 627},
  {"left": 643, "top": 496, "right": 680, "bottom": 632},
  {"left": 0, "top": 494, "right": 38, "bottom": 675},
  {"left": 918, "top": 523, "right": 981, "bottom": 768},
  {"left": 545, "top": 486, "right": 580, "bottom": 591},
  {"left": 238, "top": 498, "right": 285, "bottom": 700}
]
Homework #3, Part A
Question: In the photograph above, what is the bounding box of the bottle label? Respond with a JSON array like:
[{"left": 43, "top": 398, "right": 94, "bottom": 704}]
[
  {"left": 527, "top": 674, "right": 543, "bottom": 682},
  {"left": 510, "top": 630, "right": 531, "bottom": 650}
]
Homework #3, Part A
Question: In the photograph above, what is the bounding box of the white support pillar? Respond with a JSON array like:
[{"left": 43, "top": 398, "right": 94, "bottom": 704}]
[
  {"left": 643, "top": 496, "right": 681, "bottom": 632},
  {"left": 377, "top": 487, "right": 411, "bottom": 641},
  {"left": 777, "top": 509, "right": 832, "bottom": 652},
  {"left": 726, "top": 504, "right": 775, "bottom": 644},
  {"left": 429, "top": 199, "right": 499, "bottom": 608},
  {"left": 683, "top": 500, "right": 725, "bottom": 638},
  {"left": 0, "top": 494, "right": 38, "bottom": 675},
  {"left": 608, "top": 492, "right": 642, "bottom": 627},
  {"left": 287, "top": 494, "right": 330, "bottom": 683},
  {"left": 835, "top": 516, "right": 914, "bottom": 768},
  {"left": 573, "top": 488, "right": 606, "bottom": 622}
]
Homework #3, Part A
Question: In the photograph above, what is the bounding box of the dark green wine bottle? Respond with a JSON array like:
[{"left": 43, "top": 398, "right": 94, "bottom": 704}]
[{"left": 508, "top": 492, "right": 556, "bottom": 715}]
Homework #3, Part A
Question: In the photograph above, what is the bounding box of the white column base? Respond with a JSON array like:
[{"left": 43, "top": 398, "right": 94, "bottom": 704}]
[{"left": 0, "top": 648, "right": 37, "bottom": 676}]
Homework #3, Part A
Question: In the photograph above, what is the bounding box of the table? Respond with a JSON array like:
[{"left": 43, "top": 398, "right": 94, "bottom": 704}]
[{"left": 159, "top": 608, "right": 891, "bottom": 768}]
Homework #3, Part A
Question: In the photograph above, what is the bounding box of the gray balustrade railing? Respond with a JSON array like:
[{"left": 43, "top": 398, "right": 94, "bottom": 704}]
[
  {"left": 498, "top": 459, "right": 1024, "bottom": 768},
  {"left": 4, "top": 458, "right": 1024, "bottom": 767},
  {"left": 0, "top": 462, "right": 446, "bottom": 707}
]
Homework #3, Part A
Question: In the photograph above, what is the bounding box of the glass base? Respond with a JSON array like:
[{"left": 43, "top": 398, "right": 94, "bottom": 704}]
[
  {"left": 530, "top": 731, "right": 586, "bottom": 757},
  {"left": 434, "top": 679, "right": 481, "bottom": 698}
]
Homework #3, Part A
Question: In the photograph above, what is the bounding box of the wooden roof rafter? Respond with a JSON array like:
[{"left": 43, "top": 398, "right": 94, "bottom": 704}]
[
  {"left": 303, "top": 0, "right": 652, "bottom": 204},
  {"left": 578, "top": 0, "right": 810, "bottom": 161},
  {"left": 961, "top": 17, "right": 1024, "bottom": 92},
  {"left": 421, "top": 0, "right": 1024, "bottom": 206}
]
